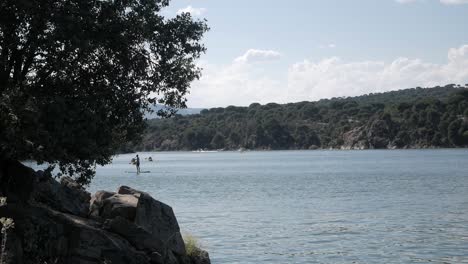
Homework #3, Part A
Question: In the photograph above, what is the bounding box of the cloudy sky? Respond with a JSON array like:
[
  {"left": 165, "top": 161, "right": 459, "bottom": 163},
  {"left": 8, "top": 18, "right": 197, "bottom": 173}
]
[{"left": 165, "top": 0, "right": 468, "bottom": 108}]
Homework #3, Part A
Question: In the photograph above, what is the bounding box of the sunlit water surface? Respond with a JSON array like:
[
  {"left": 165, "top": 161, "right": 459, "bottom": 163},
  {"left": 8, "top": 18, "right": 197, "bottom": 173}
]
[{"left": 86, "top": 150, "right": 468, "bottom": 264}]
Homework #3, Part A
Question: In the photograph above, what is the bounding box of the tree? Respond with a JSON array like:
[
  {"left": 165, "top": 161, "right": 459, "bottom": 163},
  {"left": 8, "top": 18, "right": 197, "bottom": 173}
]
[
  {"left": 0, "top": 0, "right": 208, "bottom": 185},
  {"left": 132, "top": 85, "right": 467, "bottom": 151},
  {"left": 448, "top": 120, "right": 462, "bottom": 146},
  {"left": 228, "top": 131, "right": 241, "bottom": 148},
  {"left": 210, "top": 133, "right": 225, "bottom": 149}
]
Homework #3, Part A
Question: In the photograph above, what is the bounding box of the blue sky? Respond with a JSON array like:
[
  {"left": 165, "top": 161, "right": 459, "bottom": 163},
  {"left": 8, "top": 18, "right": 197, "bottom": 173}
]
[{"left": 164, "top": 0, "right": 468, "bottom": 107}]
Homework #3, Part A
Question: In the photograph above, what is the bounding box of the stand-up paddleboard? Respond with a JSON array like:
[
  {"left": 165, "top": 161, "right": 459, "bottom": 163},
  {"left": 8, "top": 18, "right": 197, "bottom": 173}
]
[{"left": 124, "top": 171, "right": 151, "bottom": 173}]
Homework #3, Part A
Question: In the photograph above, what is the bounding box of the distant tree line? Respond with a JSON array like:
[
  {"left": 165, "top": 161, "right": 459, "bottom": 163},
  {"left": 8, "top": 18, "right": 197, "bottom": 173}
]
[{"left": 122, "top": 85, "right": 468, "bottom": 152}]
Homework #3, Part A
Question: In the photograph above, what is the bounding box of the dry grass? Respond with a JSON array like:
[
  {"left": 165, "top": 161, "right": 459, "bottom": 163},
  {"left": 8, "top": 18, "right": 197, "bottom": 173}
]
[{"left": 183, "top": 233, "right": 205, "bottom": 257}]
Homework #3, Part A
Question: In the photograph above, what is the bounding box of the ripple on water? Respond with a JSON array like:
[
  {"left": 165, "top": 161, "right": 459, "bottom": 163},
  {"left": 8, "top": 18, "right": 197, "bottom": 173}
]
[{"left": 86, "top": 150, "right": 468, "bottom": 263}]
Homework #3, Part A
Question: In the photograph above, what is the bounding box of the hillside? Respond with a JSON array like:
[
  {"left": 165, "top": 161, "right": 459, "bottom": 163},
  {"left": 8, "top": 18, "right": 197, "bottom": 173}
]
[{"left": 124, "top": 85, "right": 468, "bottom": 151}]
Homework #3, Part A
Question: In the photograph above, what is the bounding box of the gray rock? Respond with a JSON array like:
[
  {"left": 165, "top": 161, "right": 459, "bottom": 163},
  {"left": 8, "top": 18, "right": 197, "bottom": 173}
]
[
  {"left": 135, "top": 193, "right": 187, "bottom": 256},
  {"left": 104, "top": 216, "right": 165, "bottom": 253},
  {"left": 341, "top": 126, "right": 369, "bottom": 150},
  {"left": 117, "top": 185, "right": 148, "bottom": 197},
  {"left": 89, "top": 191, "right": 140, "bottom": 221},
  {"left": 32, "top": 175, "right": 91, "bottom": 217},
  {"left": 150, "top": 251, "right": 164, "bottom": 264},
  {"left": 308, "top": 144, "right": 319, "bottom": 150},
  {"left": 189, "top": 250, "right": 211, "bottom": 264},
  {"left": 1, "top": 160, "right": 210, "bottom": 264},
  {"left": 165, "top": 250, "right": 182, "bottom": 264},
  {"left": 89, "top": 190, "right": 114, "bottom": 218},
  {"left": 61, "top": 176, "right": 91, "bottom": 216},
  {"left": 107, "top": 220, "right": 184, "bottom": 264},
  {"left": 1, "top": 204, "right": 150, "bottom": 264},
  {"left": 99, "top": 194, "right": 139, "bottom": 221}
]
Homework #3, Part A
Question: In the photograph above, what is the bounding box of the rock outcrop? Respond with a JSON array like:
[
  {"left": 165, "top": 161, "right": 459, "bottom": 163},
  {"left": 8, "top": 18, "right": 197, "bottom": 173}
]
[
  {"left": 340, "top": 117, "right": 398, "bottom": 150},
  {"left": 0, "top": 160, "right": 210, "bottom": 264},
  {"left": 341, "top": 126, "right": 368, "bottom": 150},
  {"left": 32, "top": 175, "right": 91, "bottom": 217}
]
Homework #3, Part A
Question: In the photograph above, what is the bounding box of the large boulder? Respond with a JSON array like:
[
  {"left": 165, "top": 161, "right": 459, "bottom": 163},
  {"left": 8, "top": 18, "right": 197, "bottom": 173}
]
[
  {"left": 104, "top": 216, "right": 165, "bottom": 253},
  {"left": 90, "top": 187, "right": 187, "bottom": 257},
  {"left": 189, "top": 251, "right": 211, "bottom": 264},
  {"left": 135, "top": 193, "right": 187, "bottom": 256},
  {"left": 0, "top": 204, "right": 150, "bottom": 264},
  {"left": 117, "top": 185, "right": 148, "bottom": 197},
  {"left": 1, "top": 162, "right": 210, "bottom": 264},
  {"left": 89, "top": 189, "right": 141, "bottom": 221},
  {"left": 100, "top": 194, "right": 138, "bottom": 221},
  {"left": 88, "top": 190, "right": 114, "bottom": 219},
  {"left": 103, "top": 216, "right": 185, "bottom": 264},
  {"left": 32, "top": 175, "right": 91, "bottom": 217},
  {"left": 89, "top": 191, "right": 140, "bottom": 221}
]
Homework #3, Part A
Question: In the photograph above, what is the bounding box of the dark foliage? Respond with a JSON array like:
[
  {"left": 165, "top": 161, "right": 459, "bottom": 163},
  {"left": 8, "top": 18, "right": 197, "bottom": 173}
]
[
  {"left": 0, "top": 0, "right": 208, "bottom": 184},
  {"left": 130, "top": 85, "right": 468, "bottom": 151}
]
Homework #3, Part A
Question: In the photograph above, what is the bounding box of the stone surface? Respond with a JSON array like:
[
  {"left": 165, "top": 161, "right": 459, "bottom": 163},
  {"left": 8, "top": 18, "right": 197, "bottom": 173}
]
[
  {"left": 89, "top": 191, "right": 139, "bottom": 221},
  {"left": 104, "top": 216, "right": 165, "bottom": 253},
  {"left": 135, "top": 193, "right": 187, "bottom": 256},
  {"left": 88, "top": 190, "right": 114, "bottom": 218},
  {"left": 117, "top": 185, "right": 148, "bottom": 197},
  {"left": 32, "top": 175, "right": 91, "bottom": 217},
  {"left": 340, "top": 116, "right": 400, "bottom": 150},
  {"left": 1, "top": 204, "right": 147, "bottom": 264},
  {"left": 341, "top": 126, "right": 368, "bottom": 150},
  {"left": 189, "top": 250, "right": 211, "bottom": 264},
  {"left": 150, "top": 251, "right": 164, "bottom": 264},
  {"left": 100, "top": 194, "right": 138, "bottom": 221},
  {"left": 0, "top": 160, "right": 209, "bottom": 264}
]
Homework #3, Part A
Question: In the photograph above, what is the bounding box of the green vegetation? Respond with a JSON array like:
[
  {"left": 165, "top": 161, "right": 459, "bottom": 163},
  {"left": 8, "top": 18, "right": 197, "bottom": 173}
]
[
  {"left": 127, "top": 85, "right": 468, "bottom": 151},
  {"left": 0, "top": 0, "right": 208, "bottom": 185},
  {"left": 183, "top": 233, "right": 205, "bottom": 258}
]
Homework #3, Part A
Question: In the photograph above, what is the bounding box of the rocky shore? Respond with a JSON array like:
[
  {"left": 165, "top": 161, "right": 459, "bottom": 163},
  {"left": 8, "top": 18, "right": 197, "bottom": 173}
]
[{"left": 0, "top": 160, "right": 210, "bottom": 264}]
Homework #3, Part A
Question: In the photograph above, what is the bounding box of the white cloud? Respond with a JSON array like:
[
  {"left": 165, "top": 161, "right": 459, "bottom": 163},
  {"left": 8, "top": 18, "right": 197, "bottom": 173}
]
[
  {"left": 440, "top": 0, "right": 468, "bottom": 4},
  {"left": 234, "top": 49, "right": 282, "bottom": 63},
  {"left": 176, "top": 5, "right": 206, "bottom": 16},
  {"left": 319, "top": 43, "right": 337, "bottom": 49},
  {"left": 187, "top": 45, "right": 468, "bottom": 107},
  {"left": 187, "top": 60, "right": 284, "bottom": 107},
  {"left": 396, "top": 0, "right": 468, "bottom": 4},
  {"left": 395, "top": 0, "right": 420, "bottom": 3},
  {"left": 287, "top": 45, "right": 468, "bottom": 102}
]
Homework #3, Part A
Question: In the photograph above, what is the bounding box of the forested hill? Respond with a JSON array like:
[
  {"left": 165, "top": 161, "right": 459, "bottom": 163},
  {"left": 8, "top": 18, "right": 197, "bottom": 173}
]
[{"left": 124, "top": 85, "right": 468, "bottom": 151}]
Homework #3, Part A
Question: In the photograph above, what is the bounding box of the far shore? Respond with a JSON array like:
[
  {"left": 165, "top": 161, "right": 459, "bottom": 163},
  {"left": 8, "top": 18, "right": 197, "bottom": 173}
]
[{"left": 120, "top": 147, "right": 468, "bottom": 155}]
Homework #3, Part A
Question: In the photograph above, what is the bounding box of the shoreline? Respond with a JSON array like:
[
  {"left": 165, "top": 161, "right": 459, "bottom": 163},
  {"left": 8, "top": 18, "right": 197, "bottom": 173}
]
[{"left": 120, "top": 147, "right": 468, "bottom": 155}]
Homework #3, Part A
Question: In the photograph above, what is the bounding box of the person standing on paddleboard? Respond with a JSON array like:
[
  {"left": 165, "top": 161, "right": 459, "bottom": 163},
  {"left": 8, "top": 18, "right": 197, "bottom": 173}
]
[{"left": 135, "top": 154, "right": 141, "bottom": 174}]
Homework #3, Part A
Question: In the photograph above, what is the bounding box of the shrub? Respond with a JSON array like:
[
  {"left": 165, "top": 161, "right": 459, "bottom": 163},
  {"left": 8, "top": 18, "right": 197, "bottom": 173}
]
[{"left": 183, "top": 233, "right": 205, "bottom": 257}]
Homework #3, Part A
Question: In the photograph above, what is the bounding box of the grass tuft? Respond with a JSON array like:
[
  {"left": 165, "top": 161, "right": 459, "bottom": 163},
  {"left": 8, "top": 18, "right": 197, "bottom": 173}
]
[{"left": 183, "top": 233, "right": 205, "bottom": 257}]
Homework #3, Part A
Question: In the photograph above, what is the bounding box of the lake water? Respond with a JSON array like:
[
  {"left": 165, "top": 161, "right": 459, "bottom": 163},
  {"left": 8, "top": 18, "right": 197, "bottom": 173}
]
[{"left": 88, "top": 150, "right": 468, "bottom": 264}]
